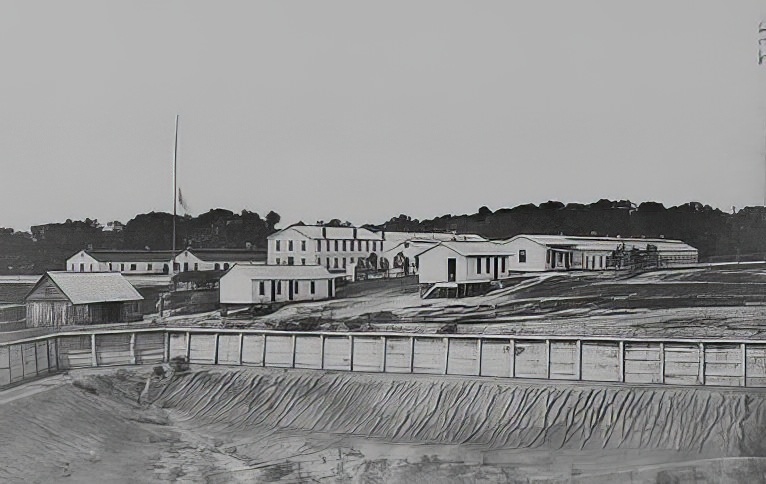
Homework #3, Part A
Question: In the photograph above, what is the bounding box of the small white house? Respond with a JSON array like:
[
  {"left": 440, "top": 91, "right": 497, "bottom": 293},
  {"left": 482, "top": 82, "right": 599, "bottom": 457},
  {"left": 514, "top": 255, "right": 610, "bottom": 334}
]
[
  {"left": 416, "top": 241, "right": 515, "bottom": 296},
  {"left": 380, "top": 232, "right": 487, "bottom": 277},
  {"left": 267, "top": 225, "right": 383, "bottom": 274},
  {"left": 219, "top": 264, "right": 337, "bottom": 308}
]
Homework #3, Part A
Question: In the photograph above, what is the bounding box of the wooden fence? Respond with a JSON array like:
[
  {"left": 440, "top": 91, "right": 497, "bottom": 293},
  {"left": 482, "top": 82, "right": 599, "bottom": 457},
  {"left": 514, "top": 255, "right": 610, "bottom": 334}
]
[{"left": 4, "top": 328, "right": 766, "bottom": 390}]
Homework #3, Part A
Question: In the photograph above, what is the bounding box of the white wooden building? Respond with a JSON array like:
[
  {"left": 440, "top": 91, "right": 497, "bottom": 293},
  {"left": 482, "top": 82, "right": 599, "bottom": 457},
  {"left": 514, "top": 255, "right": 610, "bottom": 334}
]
[
  {"left": 67, "top": 249, "right": 266, "bottom": 275},
  {"left": 416, "top": 241, "right": 515, "bottom": 297},
  {"left": 502, "top": 235, "right": 698, "bottom": 272},
  {"left": 380, "top": 232, "right": 487, "bottom": 277},
  {"left": 220, "top": 264, "right": 336, "bottom": 309},
  {"left": 267, "top": 225, "right": 383, "bottom": 276}
]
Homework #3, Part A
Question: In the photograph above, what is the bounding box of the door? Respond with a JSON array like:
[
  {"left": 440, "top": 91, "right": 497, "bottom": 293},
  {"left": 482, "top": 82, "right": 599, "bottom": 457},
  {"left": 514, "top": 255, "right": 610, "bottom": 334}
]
[
  {"left": 270, "top": 280, "right": 276, "bottom": 302},
  {"left": 288, "top": 280, "right": 294, "bottom": 301},
  {"left": 447, "top": 258, "right": 456, "bottom": 282},
  {"left": 327, "top": 279, "right": 333, "bottom": 297},
  {"left": 493, "top": 257, "right": 499, "bottom": 280}
]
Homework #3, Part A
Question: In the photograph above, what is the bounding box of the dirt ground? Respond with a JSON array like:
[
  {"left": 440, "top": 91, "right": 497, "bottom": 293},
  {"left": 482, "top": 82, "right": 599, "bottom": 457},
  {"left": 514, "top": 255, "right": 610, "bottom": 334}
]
[{"left": 4, "top": 366, "right": 766, "bottom": 483}]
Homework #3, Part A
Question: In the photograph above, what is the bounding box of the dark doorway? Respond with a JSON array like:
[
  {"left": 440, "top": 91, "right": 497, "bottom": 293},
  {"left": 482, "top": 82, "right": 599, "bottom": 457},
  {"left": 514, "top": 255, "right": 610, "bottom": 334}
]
[
  {"left": 565, "top": 253, "right": 571, "bottom": 270},
  {"left": 327, "top": 279, "right": 333, "bottom": 297},
  {"left": 493, "top": 257, "right": 499, "bottom": 280},
  {"left": 183, "top": 262, "right": 189, "bottom": 272},
  {"left": 447, "top": 258, "right": 456, "bottom": 282},
  {"left": 270, "top": 280, "right": 276, "bottom": 302},
  {"left": 288, "top": 280, "right": 294, "bottom": 301},
  {"left": 162, "top": 264, "right": 169, "bottom": 274},
  {"left": 551, "top": 253, "right": 556, "bottom": 269}
]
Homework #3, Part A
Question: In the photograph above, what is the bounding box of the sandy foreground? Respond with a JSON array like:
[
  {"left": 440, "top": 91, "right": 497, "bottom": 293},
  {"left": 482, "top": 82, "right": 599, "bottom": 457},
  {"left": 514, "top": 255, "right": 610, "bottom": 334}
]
[{"left": 2, "top": 366, "right": 766, "bottom": 483}]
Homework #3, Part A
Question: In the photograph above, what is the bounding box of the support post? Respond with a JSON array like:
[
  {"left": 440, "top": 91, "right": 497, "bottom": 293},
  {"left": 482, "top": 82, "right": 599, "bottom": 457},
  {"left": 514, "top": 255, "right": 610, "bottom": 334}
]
[
  {"left": 91, "top": 333, "right": 97, "bottom": 367},
  {"left": 575, "top": 340, "right": 582, "bottom": 380},
  {"left": 238, "top": 333, "right": 244, "bottom": 366},
  {"left": 164, "top": 331, "right": 170, "bottom": 362},
  {"left": 545, "top": 339, "right": 551, "bottom": 379},
  {"left": 618, "top": 341, "right": 625, "bottom": 383},
  {"left": 659, "top": 343, "right": 665, "bottom": 384},
  {"left": 185, "top": 332, "right": 191, "bottom": 362},
  {"left": 699, "top": 343, "right": 705, "bottom": 385},
  {"left": 54, "top": 338, "right": 59, "bottom": 371},
  {"left": 477, "top": 338, "right": 483, "bottom": 376},
  {"left": 291, "top": 334, "right": 297, "bottom": 369},
  {"left": 440, "top": 338, "right": 447, "bottom": 375},
  {"left": 130, "top": 333, "right": 136, "bottom": 365},
  {"left": 214, "top": 333, "right": 220, "bottom": 365},
  {"left": 381, "top": 336, "right": 387, "bottom": 372},
  {"left": 509, "top": 339, "right": 516, "bottom": 378},
  {"left": 34, "top": 341, "right": 39, "bottom": 376},
  {"left": 320, "top": 335, "right": 325, "bottom": 370},
  {"left": 262, "top": 335, "right": 267, "bottom": 367},
  {"left": 409, "top": 336, "right": 415, "bottom": 373},
  {"left": 742, "top": 343, "right": 747, "bottom": 387},
  {"left": 348, "top": 335, "right": 354, "bottom": 371}
]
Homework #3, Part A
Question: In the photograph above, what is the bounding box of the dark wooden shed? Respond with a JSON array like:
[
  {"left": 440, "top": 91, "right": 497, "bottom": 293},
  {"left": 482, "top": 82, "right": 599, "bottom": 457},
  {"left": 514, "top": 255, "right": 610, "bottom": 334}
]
[{"left": 25, "top": 272, "right": 143, "bottom": 327}]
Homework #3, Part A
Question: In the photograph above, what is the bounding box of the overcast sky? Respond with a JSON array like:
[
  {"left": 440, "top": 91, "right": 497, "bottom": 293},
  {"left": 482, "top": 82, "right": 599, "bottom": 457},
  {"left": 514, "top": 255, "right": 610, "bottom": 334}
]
[{"left": 2, "top": 1, "right": 765, "bottom": 231}]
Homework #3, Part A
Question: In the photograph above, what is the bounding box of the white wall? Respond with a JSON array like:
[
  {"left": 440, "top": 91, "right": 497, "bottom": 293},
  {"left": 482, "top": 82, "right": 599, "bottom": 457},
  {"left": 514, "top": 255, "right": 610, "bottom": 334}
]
[
  {"left": 220, "top": 268, "right": 334, "bottom": 305},
  {"left": 418, "top": 246, "right": 510, "bottom": 284},
  {"left": 268, "top": 227, "right": 383, "bottom": 270},
  {"left": 503, "top": 238, "right": 548, "bottom": 272},
  {"left": 66, "top": 251, "right": 105, "bottom": 272}
]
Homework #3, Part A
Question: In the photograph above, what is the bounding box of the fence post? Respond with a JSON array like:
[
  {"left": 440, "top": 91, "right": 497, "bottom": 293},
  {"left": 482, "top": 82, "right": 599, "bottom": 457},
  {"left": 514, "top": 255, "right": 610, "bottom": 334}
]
[
  {"left": 320, "top": 334, "right": 325, "bottom": 370},
  {"left": 214, "top": 333, "right": 220, "bottom": 365},
  {"left": 659, "top": 343, "right": 665, "bottom": 384},
  {"left": 164, "top": 332, "right": 170, "bottom": 363},
  {"left": 509, "top": 339, "right": 515, "bottom": 378},
  {"left": 34, "top": 341, "right": 39, "bottom": 376},
  {"left": 409, "top": 336, "right": 415, "bottom": 373},
  {"left": 291, "top": 334, "right": 297, "bottom": 369},
  {"left": 699, "top": 343, "right": 705, "bottom": 385},
  {"left": 742, "top": 343, "right": 747, "bottom": 387},
  {"left": 54, "top": 338, "right": 59, "bottom": 371},
  {"left": 477, "top": 338, "right": 483, "bottom": 376},
  {"left": 91, "top": 333, "right": 97, "bottom": 367},
  {"left": 443, "top": 337, "right": 450, "bottom": 375},
  {"left": 238, "top": 333, "right": 244, "bottom": 366},
  {"left": 618, "top": 341, "right": 625, "bottom": 383},
  {"left": 545, "top": 339, "right": 551, "bottom": 379},
  {"left": 130, "top": 333, "right": 136, "bottom": 365},
  {"left": 381, "top": 336, "right": 387, "bottom": 372},
  {"left": 262, "top": 335, "right": 267, "bottom": 367},
  {"left": 185, "top": 332, "right": 191, "bottom": 362},
  {"left": 575, "top": 340, "right": 582, "bottom": 381},
  {"left": 348, "top": 335, "right": 354, "bottom": 371}
]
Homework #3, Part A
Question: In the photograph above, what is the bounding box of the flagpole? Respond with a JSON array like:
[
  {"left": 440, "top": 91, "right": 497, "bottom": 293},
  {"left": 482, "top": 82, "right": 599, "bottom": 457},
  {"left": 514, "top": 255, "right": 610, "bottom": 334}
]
[{"left": 172, "top": 114, "right": 179, "bottom": 273}]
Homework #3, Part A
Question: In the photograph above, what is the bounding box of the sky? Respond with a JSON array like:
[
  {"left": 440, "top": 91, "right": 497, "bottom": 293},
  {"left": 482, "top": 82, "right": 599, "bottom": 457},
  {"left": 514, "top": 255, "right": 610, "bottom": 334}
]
[{"left": 1, "top": 0, "right": 766, "bottom": 231}]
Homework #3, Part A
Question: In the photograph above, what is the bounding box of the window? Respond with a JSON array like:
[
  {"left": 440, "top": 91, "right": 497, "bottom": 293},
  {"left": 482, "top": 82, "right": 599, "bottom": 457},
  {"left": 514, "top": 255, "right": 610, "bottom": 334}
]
[
  {"left": 130, "top": 263, "right": 137, "bottom": 271},
  {"left": 342, "top": 258, "right": 346, "bottom": 268},
  {"left": 310, "top": 281, "right": 316, "bottom": 294},
  {"left": 326, "top": 258, "right": 330, "bottom": 269},
  {"left": 214, "top": 263, "right": 220, "bottom": 270},
  {"left": 501, "top": 257, "right": 506, "bottom": 272},
  {"left": 476, "top": 258, "right": 481, "bottom": 274},
  {"left": 71, "top": 264, "right": 75, "bottom": 271},
  {"left": 120, "top": 263, "right": 125, "bottom": 271},
  {"left": 519, "top": 250, "right": 527, "bottom": 263},
  {"left": 183, "top": 262, "right": 189, "bottom": 271},
  {"left": 194, "top": 263, "right": 199, "bottom": 271},
  {"left": 276, "top": 281, "right": 281, "bottom": 295},
  {"left": 372, "top": 241, "right": 377, "bottom": 251},
  {"left": 334, "top": 240, "right": 339, "bottom": 251},
  {"left": 599, "top": 255, "right": 604, "bottom": 268},
  {"left": 108, "top": 263, "right": 112, "bottom": 271},
  {"left": 317, "top": 240, "right": 322, "bottom": 252},
  {"left": 301, "top": 240, "right": 306, "bottom": 251},
  {"left": 366, "top": 241, "right": 370, "bottom": 252},
  {"left": 326, "top": 240, "right": 331, "bottom": 251},
  {"left": 485, "top": 257, "right": 490, "bottom": 273},
  {"left": 276, "top": 257, "right": 281, "bottom": 265},
  {"left": 294, "top": 281, "right": 299, "bottom": 294},
  {"left": 89, "top": 263, "right": 93, "bottom": 271},
  {"left": 546, "top": 250, "right": 551, "bottom": 264},
  {"left": 147, "top": 263, "right": 153, "bottom": 271},
  {"left": 275, "top": 240, "right": 281, "bottom": 251},
  {"left": 224, "top": 263, "right": 230, "bottom": 270},
  {"left": 350, "top": 257, "right": 354, "bottom": 264},
  {"left": 334, "top": 258, "right": 339, "bottom": 268},
  {"left": 288, "top": 256, "right": 294, "bottom": 265},
  {"left": 357, "top": 240, "right": 362, "bottom": 251},
  {"left": 342, "top": 240, "right": 347, "bottom": 251},
  {"left": 288, "top": 240, "right": 293, "bottom": 251},
  {"left": 301, "top": 258, "right": 306, "bottom": 265},
  {"left": 259, "top": 281, "right": 265, "bottom": 295}
]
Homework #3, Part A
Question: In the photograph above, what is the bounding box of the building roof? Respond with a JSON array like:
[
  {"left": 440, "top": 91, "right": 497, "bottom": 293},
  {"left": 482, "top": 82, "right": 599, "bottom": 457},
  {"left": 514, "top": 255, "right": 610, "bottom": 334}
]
[
  {"left": 381, "top": 231, "right": 487, "bottom": 244},
  {"left": 505, "top": 234, "right": 698, "bottom": 252},
  {"left": 77, "top": 250, "right": 174, "bottom": 263},
  {"left": 269, "top": 225, "right": 383, "bottom": 241},
  {"left": 186, "top": 249, "right": 267, "bottom": 262},
  {"left": 420, "top": 240, "right": 514, "bottom": 258},
  {"left": 224, "top": 264, "right": 337, "bottom": 280},
  {"left": 31, "top": 272, "right": 143, "bottom": 304}
]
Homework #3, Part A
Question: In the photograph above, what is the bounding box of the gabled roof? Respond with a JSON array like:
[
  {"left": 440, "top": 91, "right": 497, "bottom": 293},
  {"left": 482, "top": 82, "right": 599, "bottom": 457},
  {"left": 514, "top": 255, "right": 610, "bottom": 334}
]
[
  {"left": 504, "top": 234, "right": 697, "bottom": 252},
  {"left": 268, "top": 225, "right": 382, "bottom": 241},
  {"left": 223, "top": 264, "right": 337, "bottom": 280},
  {"left": 187, "top": 249, "right": 266, "bottom": 262},
  {"left": 28, "top": 272, "right": 143, "bottom": 305},
  {"left": 419, "top": 240, "right": 515, "bottom": 258},
  {"left": 75, "top": 250, "right": 174, "bottom": 263},
  {"left": 381, "top": 231, "right": 487, "bottom": 244}
]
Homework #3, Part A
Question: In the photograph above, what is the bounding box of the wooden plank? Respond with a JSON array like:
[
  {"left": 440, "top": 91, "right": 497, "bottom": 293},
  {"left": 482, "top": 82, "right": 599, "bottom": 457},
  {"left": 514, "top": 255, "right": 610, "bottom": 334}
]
[
  {"left": 168, "top": 332, "right": 187, "bottom": 360},
  {"left": 514, "top": 341, "right": 547, "bottom": 379},
  {"left": 188, "top": 333, "right": 216, "bottom": 364},
  {"left": 263, "top": 335, "right": 293, "bottom": 368},
  {"left": 135, "top": 332, "right": 166, "bottom": 364},
  {"left": 22, "top": 343, "right": 37, "bottom": 377},
  {"left": 294, "top": 335, "right": 322, "bottom": 369},
  {"left": 384, "top": 337, "right": 411, "bottom": 373},
  {"left": 664, "top": 344, "right": 701, "bottom": 385},
  {"left": 479, "top": 339, "right": 512, "bottom": 377},
  {"left": 241, "top": 334, "right": 265, "bottom": 366},
  {"left": 549, "top": 341, "right": 577, "bottom": 380},
  {"left": 94, "top": 333, "right": 132, "bottom": 366},
  {"left": 447, "top": 338, "right": 480, "bottom": 376},
  {"left": 352, "top": 336, "right": 384, "bottom": 372},
  {"left": 216, "top": 334, "right": 241, "bottom": 365},
  {"left": 412, "top": 337, "right": 444, "bottom": 374},
  {"left": 581, "top": 342, "right": 620, "bottom": 382},
  {"left": 323, "top": 336, "right": 351, "bottom": 371},
  {"left": 35, "top": 341, "right": 48, "bottom": 374}
]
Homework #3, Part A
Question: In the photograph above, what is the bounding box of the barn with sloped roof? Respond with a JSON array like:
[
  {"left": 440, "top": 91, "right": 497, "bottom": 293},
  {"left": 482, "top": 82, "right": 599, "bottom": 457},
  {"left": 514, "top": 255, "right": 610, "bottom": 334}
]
[{"left": 25, "top": 272, "right": 144, "bottom": 327}]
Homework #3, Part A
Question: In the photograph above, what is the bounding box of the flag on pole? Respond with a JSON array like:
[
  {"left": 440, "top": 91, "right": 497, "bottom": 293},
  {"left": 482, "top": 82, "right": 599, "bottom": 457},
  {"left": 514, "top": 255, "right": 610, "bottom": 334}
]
[{"left": 178, "top": 188, "right": 189, "bottom": 213}]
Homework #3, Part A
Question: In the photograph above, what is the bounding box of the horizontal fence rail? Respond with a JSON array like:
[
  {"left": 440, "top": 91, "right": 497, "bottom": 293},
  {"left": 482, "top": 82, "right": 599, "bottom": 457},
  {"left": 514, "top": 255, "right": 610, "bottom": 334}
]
[{"left": 4, "top": 327, "right": 766, "bottom": 390}]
